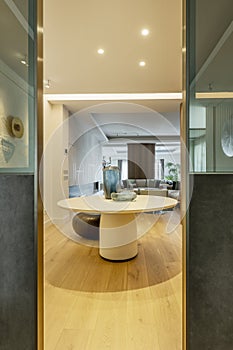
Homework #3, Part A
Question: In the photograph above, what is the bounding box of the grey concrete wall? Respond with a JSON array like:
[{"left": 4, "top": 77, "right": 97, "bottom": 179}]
[
  {"left": 0, "top": 175, "right": 36, "bottom": 350},
  {"left": 188, "top": 174, "right": 233, "bottom": 350}
]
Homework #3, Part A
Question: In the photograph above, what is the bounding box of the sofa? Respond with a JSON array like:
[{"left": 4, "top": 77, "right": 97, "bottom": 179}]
[{"left": 122, "top": 178, "right": 180, "bottom": 200}]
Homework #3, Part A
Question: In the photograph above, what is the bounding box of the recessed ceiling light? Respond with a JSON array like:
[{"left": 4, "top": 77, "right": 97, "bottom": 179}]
[
  {"left": 139, "top": 61, "right": 146, "bottom": 67},
  {"left": 97, "top": 48, "right": 105, "bottom": 55},
  {"left": 141, "top": 28, "right": 150, "bottom": 36}
]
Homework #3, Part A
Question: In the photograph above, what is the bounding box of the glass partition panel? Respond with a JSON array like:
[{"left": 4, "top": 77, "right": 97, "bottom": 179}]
[
  {"left": 0, "top": 0, "right": 35, "bottom": 172},
  {"left": 188, "top": 0, "right": 233, "bottom": 173}
]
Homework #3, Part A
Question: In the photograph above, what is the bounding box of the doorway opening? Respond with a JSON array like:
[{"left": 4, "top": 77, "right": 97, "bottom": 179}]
[{"left": 42, "top": 1, "right": 184, "bottom": 348}]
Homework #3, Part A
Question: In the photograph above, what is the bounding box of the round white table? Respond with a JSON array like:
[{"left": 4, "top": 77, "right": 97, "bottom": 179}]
[{"left": 58, "top": 194, "right": 177, "bottom": 261}]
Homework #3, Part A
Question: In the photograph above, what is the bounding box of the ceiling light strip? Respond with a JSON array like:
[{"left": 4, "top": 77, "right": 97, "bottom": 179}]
[
  {"left": 45, "top": 93, "right": 183, "bottom": 102},
  {"left": 196, "top": 92, "right": 233, "bottom": 99}
]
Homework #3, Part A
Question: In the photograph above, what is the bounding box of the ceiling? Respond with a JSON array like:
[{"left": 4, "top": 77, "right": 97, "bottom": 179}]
[
  {"left": 43, "top": 0, "right": 232, "bottom": 101},
  {"left": 93, "top": 110, "right": 181, "bottom": 158},
  {"left": 1, "top": 0, "right": 232, "bottom": 110},
  {"left": 91, "top": 111, "right": 180, "bottom": 137},
  {"left": 43, "top": 0, "right": 183, "bottom": 114},
  {"left": 69, "top": 104, "right": 181, "bottom": 159},
  {"left": 42, "top": 0, "right": 231, "bottom": 149},
  {"left": 1, "top": 0, "right": 231, "bottom": 145}
]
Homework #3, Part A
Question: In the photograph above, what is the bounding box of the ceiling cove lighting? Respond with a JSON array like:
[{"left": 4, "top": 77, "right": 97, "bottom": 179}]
[
  {"left": 141, "top": 28, "right": 150, "bottom": 36},
  {"left": 97, "top": 48, "right": 105, "bottom": 54},
  {"left": 139, "top": 61, "right": 146, "bottom": 67},
  {"left": 45, "top": 92, "right": 183, "bottom": 101}
]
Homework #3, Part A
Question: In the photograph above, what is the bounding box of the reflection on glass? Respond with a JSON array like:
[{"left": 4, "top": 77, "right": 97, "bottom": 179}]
[
  {"left": 221, "top": 114, "right": 233, "bottom": 158},
  {"left": 0, "top": 0, "right": 35, "bottom": 172},
  {"left": 189, "top": 129, "right": 206, "bottom": 172},
  {"left": 188, "top": 0, "right": 233, "bottom": 173}
]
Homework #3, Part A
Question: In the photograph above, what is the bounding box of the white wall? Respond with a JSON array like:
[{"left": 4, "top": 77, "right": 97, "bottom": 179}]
[
  {"left": 68, "top": 114, "right": 104, "bottom": 187},
  {"left": 44, "top": 104, "right": 108, "bottom": 221},
  {"left": 43, "top": 100, "right": 69, "bottom": 221}
]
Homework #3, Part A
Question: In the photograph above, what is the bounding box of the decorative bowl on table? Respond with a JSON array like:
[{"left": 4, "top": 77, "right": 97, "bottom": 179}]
[{"left": 111, "top": 191, "right": 137, "bottom": 201}]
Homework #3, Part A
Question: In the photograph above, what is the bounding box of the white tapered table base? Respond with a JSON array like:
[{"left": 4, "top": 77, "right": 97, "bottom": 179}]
[{"left": 99, "top": 213, "right": 138, "bottom": 260}]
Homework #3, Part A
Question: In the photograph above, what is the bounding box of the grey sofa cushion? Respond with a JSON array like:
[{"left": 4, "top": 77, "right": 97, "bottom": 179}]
[
  {"left": 147, "top": 179, "right": 155, "bottom": 188},
  {"left": 123, "top": 178, "right": 162, "bottom": 189},
  {"left": 154, "top": 179, "right": 161, "bottom": 188},
  {"left": 136, "top": 179, "right": 147, "bottom": 187}
]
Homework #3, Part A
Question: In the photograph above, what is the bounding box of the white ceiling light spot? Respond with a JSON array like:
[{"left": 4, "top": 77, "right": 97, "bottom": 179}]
[
  {"left": 139, "top": 61, "right": 146, "bottom": 67},
  {"left": 97, "top": 48, "right": 105, "bottom": 55},
  {"left": 141, "top": 28, "right": 149, "bottom": 36}
]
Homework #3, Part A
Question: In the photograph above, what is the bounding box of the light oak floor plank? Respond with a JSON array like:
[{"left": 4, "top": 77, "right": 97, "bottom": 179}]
[{"left": 44, "top": 208, "right": 182, "bottom": 350}]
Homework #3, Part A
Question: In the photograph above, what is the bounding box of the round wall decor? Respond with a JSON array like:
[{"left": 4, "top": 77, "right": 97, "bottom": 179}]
[{"left": 11, "top": 117, "right": 24, "bottom": 138}]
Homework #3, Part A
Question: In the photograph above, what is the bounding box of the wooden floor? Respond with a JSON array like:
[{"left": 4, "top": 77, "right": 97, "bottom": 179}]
[{"left": 44, "top": 209, "right": 182, "bottom": 350}]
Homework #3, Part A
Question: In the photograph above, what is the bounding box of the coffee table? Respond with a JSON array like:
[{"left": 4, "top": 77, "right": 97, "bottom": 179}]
[{"left": 58, "top": 194, "right": 177, "bottom": 261}]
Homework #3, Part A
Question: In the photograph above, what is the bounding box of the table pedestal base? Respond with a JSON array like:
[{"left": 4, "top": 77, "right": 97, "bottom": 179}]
[{"left": 99, "top": 213, "right": 138, "bottom": 261}]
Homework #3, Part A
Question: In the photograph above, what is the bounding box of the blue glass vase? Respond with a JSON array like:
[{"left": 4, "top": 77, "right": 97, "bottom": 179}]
[{"left": 103, "top": 166, "right": 120, "bottom": 199}]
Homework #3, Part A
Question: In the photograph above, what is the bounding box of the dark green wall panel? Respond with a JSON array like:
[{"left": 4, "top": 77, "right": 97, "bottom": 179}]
[
  {"left": 0, "top": 175, "right": 36, "bottom": 350},
  {"left": 188, "top": 174, "right": 233, "bottom": 350}
]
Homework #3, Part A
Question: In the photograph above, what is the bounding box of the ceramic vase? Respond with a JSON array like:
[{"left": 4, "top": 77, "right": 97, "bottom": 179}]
[{"left": 103, "top": 166, "right": 120, "bottom": 199}]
